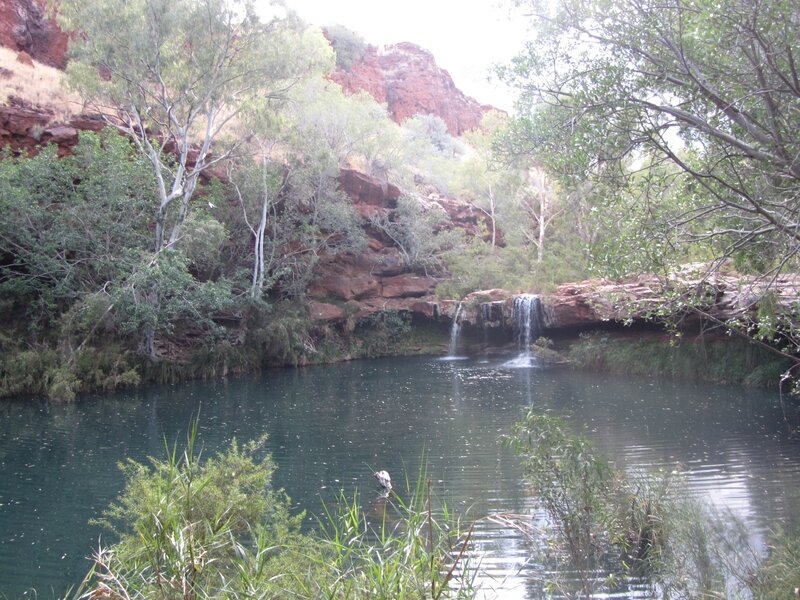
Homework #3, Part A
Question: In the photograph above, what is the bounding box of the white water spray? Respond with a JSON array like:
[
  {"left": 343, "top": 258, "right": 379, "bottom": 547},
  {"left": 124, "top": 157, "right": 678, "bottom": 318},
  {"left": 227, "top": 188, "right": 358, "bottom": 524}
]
[
  {"left": 446, "top": 301, "right": 463, "bottom": 357},
  {"left": 505, "top": 294, "right": 543, "bottom": 367}
]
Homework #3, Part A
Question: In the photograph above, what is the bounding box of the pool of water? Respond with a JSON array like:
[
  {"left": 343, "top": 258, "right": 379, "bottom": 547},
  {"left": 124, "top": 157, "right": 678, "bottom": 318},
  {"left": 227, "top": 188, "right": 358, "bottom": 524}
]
[{"left": 1, "top": 356, "right": 799, "bottom": 598}]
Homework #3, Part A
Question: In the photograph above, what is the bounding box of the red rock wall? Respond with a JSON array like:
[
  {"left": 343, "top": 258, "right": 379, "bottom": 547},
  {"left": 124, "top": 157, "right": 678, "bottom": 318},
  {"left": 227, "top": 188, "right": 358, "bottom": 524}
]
[
  {"left": 331, "top": 42, "right": 491, "bottom": 137},
  {"left": 0, "top": 0, "right": 489, "bottom": 137},
  {"left": 0, "top": 0, "right": 68, "bottom": 68},
  {"left": 0, "top": 104, "right": 104, "bottom": 156}
]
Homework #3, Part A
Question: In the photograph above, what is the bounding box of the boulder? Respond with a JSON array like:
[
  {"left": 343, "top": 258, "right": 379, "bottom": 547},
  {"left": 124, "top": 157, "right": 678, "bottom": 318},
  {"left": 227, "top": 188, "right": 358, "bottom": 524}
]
[{"left": 381, "top": 274, "right": 436, "bottom": 298}]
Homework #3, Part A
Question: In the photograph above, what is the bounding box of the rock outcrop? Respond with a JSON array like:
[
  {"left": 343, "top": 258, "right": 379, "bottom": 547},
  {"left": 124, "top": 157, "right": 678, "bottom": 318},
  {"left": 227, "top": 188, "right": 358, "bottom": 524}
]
[
  {"left": 437, "top": 271, "right": 800, "bottom": 341},
  {"left": 0, "top": 2, "right": 494, "bottom": 138},
  {"left": 0, "top": 103, "right": 105, "bottom": 156},
  {"left": 330, "top": 42, "right": 492, "bottom": 136},
  {"left": 308, "top": 169, "right": 496, "bottom": 322},
  {"left": 0, "top": 0, "right": 68, "bottom": 68}
]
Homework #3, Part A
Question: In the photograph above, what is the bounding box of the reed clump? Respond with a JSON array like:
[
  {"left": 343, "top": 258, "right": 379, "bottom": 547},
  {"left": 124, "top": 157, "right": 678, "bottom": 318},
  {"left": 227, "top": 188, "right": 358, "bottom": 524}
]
[
  {"left": 506, "top": 410, "right": 792, "bottom": 598},
  {"left": 68, "top": 423, "right": 475, "bottom": 599}
]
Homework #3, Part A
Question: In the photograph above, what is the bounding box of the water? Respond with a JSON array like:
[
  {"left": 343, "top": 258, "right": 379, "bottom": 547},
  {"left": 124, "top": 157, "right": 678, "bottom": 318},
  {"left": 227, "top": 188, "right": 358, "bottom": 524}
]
[
  {"left": 506, "top": 294, "right": 544, "bottom": 368},
  {"left": 1, "top": 357, "right": 799, "bottom": 598},
  {"left": 446, "top": 301, "right": 464, "bottom": 358}
]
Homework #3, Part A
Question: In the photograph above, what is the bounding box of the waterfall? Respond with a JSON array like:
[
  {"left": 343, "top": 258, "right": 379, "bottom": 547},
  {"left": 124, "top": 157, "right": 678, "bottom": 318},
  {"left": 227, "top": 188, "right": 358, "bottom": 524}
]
[
  {"left": 514, "top": 294, "right": 543, "bottom": 351},
  {"left": 506, "top": 294, "right": 543, "bottom": 367},
  {"left": 447, "top": 302, "right": 463, "bottom": 357}
]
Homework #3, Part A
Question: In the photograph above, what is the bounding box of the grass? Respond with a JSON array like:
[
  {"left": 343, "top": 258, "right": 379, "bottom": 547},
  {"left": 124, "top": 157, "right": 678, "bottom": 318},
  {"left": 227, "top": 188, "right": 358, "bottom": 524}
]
[{"left": 0, "top": 46, "right": 83, "bottom": 121}]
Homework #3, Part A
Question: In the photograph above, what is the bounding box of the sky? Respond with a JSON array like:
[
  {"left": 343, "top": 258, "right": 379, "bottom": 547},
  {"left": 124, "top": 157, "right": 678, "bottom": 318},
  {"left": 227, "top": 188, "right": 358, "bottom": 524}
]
[{"left": 280, "top": 0, "right": 530, "bottom": 112}]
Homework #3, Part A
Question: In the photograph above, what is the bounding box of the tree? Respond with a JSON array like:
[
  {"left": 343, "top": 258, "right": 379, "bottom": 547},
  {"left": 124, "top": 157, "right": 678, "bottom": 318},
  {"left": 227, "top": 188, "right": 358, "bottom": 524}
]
[
  {"left": 0, "top": 130, "right": 152, "bottom": 331},
  {"left": 56, "top": 0, "right": 333, "bottom": 356},
  {"left": 499, "top": 0, "right": 800, "bottom": 350},
  {"left": 452, "top": 114, "right": 512, "bottom": 249},
  {"left": 229, "top": 77, "right": 368, "bottom": 301},
  {"left": 57, "top": 0, "right": 331, "bottom": 253},
  {"left": 370, "top": 195, "right": 464, "bottom": 275},
  {"left": 516, "top": 166, "right": 560, "bottom": 264}
]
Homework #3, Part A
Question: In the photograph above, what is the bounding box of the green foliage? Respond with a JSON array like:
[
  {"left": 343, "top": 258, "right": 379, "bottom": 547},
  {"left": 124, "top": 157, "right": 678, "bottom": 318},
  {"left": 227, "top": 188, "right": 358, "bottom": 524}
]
[
  {"left": 0, "top": 130, "right": 152, "bottom": 330},
  {"left": 404, "top": 114, "right": 465, "bottom": 158},
  {"left": 499, "top": 0, "right": 800, "bottom": 312},
  {"left": 239, "top": 300, "right": 314, "bottom": 366},
  {"left": 59, "top": 0, "right": 334, "bottom": 252},
  {"left": 313, "top": 469, "right": 475, "bottom": 599},
  {"left": 354, "top": 310, "right": 413, "bottom": 356},
  {"left": 438, "top": 236, "right": 587, "bottom": 299},
  {"left": 371, "top": 195, "right": 464, "bottom": 275},
  {"left": 109, "top": 251, "right": 234, "bottom": 346},
  {"left": 507, "top": 412, "right": 615, "bottom": 595},
  {"left": 750, "top": 527, "right": 800, "bottom": 599},
  {"left": 285, "top": 76, "right": 415, "bottom": 185},
  {"left": 0, "top": 345, "right": 140, "bottom": 401},
  {"left": 0, "top": 348, "right": 59, "bottom": 398},
  {"left": 74, "top": 428, "right": 475, "bottom": 599},
  {"left": 568, "top": 332, "right": 791, "bottom": 387},
  {"left": 181, "top": 207, "right": 229, "bottom": 281},
  {"left": 78, "top": 424, "right": 312, "bottom": 598},
  {"left": 324, "top": 24, "right": 367, "bottom": 71},
  {"left": 506, "top": 411, "right": 761, "bottom": 597}
]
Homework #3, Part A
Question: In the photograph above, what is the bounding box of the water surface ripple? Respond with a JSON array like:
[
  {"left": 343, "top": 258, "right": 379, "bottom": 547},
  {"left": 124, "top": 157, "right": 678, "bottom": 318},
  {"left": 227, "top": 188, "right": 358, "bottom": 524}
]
[{"left": 1, "top": 357, "right": 799, "bottom": 597}]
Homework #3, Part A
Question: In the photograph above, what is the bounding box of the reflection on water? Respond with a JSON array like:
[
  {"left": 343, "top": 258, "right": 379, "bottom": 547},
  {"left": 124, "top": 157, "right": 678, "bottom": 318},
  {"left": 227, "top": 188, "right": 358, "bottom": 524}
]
[{"left": 1, "top": 357, "right": 799, "bottom": 597}]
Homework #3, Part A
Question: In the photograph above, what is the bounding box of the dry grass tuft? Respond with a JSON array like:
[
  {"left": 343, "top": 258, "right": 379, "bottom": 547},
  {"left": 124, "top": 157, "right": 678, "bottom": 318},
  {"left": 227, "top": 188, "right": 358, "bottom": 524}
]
[{"left": 0, "top": 46, "right": 83, "bottom": 122}]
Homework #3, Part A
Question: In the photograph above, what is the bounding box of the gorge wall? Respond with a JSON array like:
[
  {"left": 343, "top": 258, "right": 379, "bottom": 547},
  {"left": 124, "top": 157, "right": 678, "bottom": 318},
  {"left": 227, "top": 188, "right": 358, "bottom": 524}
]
[
  {"left": 0, "top": 0, "right": 68, "bottom": 68},
  {"left": 329, "top": 41, "right": 493, "bottom": 136},
  {"left": 0, "top": 0, "right": 499, "bottom": 331}
]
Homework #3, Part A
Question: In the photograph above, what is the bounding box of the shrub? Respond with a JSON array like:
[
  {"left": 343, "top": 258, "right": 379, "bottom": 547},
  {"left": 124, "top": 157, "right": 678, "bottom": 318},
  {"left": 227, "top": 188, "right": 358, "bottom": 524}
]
[
  {"left": 506, "top": 411, "right": 761, "bottom": 597},
  {"left": 72, "top": 426, "right": 476, "bottom": 599},
  {"left": 76, "top": 424, "right": 312, "bottom": 598},
  {"left": 324, "top": 24, "right": 367, "bottom": 71}
]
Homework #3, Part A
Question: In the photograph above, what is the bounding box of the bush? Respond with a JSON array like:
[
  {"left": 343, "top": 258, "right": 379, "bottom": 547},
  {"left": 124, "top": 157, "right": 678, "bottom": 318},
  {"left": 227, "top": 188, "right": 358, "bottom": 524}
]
[
  {"left": 506, "top": 411, "right": 756, "bottom": 597},
  {"left": 0, "top": 348, "right": 60, "bottom": 397},
  {"left": 73, "top": 426, "right": 475, "bottom": 599},
  {"left": 77, "top": 424, "right": 313, "bottom": 598},
  {"left": 324, "top": 24, "right": 367, "bottom": 71},
  {"left": 355, "top": 310, "right": 413, "bottom": 356}
]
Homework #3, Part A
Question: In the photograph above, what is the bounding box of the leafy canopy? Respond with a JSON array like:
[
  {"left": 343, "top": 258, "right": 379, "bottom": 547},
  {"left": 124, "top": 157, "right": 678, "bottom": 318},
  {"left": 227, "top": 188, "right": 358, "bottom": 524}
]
[{"left": 500, "top": 0, "right": 800, "bottom": 278}]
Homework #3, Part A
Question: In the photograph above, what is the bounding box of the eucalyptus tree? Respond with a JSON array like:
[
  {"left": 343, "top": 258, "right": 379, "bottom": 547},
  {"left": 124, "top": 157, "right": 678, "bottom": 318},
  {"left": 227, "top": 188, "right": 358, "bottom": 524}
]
[
  {"left": 57, "top": 0, "right": 327, "bottom": 254},
  {"left": 458, "top": 115, "right": 562, "bottom": 261},
  {"left": 230, "top": 77, "right": 369, "bottom": 301},
  {"left": 501, "top": 0, "right": 800, "bottom": 269},
  {"left": 55, "top": 0, "right": 332, "bottom": 356},
  {"left": 499, "top": 0, "right": 800, "bottom": 349}
]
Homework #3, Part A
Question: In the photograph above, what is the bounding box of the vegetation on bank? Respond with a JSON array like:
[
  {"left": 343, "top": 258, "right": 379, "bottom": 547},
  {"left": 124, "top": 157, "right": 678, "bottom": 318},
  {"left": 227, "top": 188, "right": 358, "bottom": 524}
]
[
  {"left": 64, "top": 416, "right": 800, "bottom": 599},
  {"left": 566, "top": 332, "right": 792, "bottom": 388},
  {"left": 507, "top": 411, "right": 800, "bottom": 598},
  {"left": 4, "top": 0, "right": 800, "bottom": 400},
  {"left": 69, "top": 424, "right": 474, "bottom": 599},
  {"left": 0, "top": 0, "right": 588, "bottom": 401}
]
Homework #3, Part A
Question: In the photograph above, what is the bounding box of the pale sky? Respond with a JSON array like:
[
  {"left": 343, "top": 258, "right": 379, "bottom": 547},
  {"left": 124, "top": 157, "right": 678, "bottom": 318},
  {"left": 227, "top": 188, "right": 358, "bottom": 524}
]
[{"left": 280, "top": 0, "right": 529, "bottom": 112}]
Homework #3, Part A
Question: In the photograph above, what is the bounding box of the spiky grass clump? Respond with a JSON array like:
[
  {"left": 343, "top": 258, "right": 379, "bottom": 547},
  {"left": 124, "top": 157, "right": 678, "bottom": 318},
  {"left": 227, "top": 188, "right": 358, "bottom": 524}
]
[{"left": 311, "top": 468, "right": 476, "bottom": 599}]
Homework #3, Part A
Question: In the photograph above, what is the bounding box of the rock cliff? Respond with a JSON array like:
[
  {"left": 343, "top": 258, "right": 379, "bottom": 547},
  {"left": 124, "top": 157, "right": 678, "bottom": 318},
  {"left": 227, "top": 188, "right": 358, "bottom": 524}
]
[
  {"left": 330, "top": 42, "right": 492, "bottom": 136},
  {"left": 1, "top": 1, "right": 493, "bottom": 138},
  {"left": 0, "top": 103, "right": 105, "bottom": 155},
  {"left": 308, "top": 169, "right": 493, "bottom": 323},
  {"left": 0, "top": 0, "right": 68, "bottom": 68}
]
